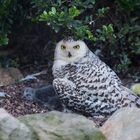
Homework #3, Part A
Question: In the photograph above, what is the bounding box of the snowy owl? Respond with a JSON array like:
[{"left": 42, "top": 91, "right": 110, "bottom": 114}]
[{"left": 52, "top": 38, "right": 140, "bottom": 119}]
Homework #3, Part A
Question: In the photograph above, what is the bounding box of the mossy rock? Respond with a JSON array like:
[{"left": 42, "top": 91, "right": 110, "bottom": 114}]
[
  {"left": 19, "top": 111, "right": 106, "bottom": 140},
  {"left": 0, "top": 108, "right": 36, "bottom": 140},
  {"left": 131, "top": 83, "right": 140, "bottom": 95}
]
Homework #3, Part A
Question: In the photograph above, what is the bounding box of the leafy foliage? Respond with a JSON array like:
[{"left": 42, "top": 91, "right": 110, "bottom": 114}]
[
  {"left": 31, "top": 0, "right": 116, "bottom": 43},
  {"left": 0, "top": 0, "right": 31, "bottom": 46},
  {"left": 0, "top": 0, "right": 139, "bottom": 74},
  {"left": 0, "top": 0, "right": 16, "bottom": 46},
  {"left": 96, "top": 24, "right": 116, "bottom": 43},
  {"left": 32, "top": 0, "right": 97, "bottom": 41},
  {"left": 0, "top": 34, "right": 9, "bottom": 45},
  {"left": 110, "top": 0, "right": 140, "bottom": 73}
]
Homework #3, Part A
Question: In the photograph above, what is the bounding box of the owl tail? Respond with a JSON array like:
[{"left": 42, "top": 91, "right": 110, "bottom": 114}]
[{"left": 122, "top": 86, "right": 140, "bottom": 107}]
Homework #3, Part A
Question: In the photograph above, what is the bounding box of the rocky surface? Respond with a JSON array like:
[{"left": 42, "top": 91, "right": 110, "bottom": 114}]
[
  {"left": 101, "top": 107, "right": 140, "bottom": 140},
  {"left": 2, "top": 106, "right": 140, "bottom": 140},
  {"left": 0, "top": 108, "right": 106, "bottom": 140},
  {"left": 0, "top": 108, "right": 36, "bottom": 140},
  {"left": 1, "top": 68, "right": 140, "bottom": 140}
]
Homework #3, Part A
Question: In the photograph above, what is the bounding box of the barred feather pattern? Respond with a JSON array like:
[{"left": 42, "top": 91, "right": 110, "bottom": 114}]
[{"left": 53, "top": 45, "right": 140, "bottom": 118}]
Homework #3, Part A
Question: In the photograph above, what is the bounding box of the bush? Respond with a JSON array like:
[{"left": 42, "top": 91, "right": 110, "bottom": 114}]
[
  {"left": 31, "top": 0, "right": 115, "bottom": 42},
  {"left": 108, "top": 0, "right": 140, "bottom": 73},
  {"left": 0, "top": 0, "right": 16, "bottom": 46},
  {"left": 0, "top": 0, "right": 139, "bottom": 74},
  {"left": 32, "top": 0, "right": 140, "bottom": 74},
  {"left": 0, "top": 0, "right": 31, "bottom": 46}
]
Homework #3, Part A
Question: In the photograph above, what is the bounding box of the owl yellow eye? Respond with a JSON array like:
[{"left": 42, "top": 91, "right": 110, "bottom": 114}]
[
  {"left": 61, "top": 45, "right": 66, "bottom": 50},
  {"left": 73, "top": 45, "right": 80, "bottom": 49}
]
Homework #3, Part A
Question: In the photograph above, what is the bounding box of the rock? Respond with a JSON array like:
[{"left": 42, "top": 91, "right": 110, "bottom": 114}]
[
  {"left": 131, "top": 83, "right": 140, "bottom": 95},
  {"left": 19, "top": 111, "right": 106, "bottom": 140},
  {"left": 0, "top": 108, "right": 36, "bottom": 140},
  {"left": 0, "top": 108, "right": 106, "bottom": 140},
  {"left": 0, "top": 67, "right": 23, "bottom": 86},
  {"left": 101, "top": 107, "right": 140, "bottom": 140}
]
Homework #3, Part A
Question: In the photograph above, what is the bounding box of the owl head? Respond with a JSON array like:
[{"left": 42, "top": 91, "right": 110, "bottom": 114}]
[{"left": 54, "top": 38, "right": 89, "bottom": 63}]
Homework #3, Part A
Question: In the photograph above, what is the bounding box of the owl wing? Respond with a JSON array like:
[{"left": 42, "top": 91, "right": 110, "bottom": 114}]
[
  {"left": 91, "top": 52, "right": 122, "bottom": 85},
  {"left": 121, "top": 86, "right": 140, "bottom": 107},
  {"left": 53, "top": 78, "right": 86, "bottom": 109},
  {"left": 73, "top": 52, "right": 122, "bottom": 94},
  {"left": 75, "top": 52, "right": 140, "bottom": 108}
]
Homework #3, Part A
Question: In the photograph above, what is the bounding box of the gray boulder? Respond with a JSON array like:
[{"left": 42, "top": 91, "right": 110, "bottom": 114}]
[
  {"left": 0, "top": 108, "right": 36, "bottom": 140},
  {"left": 0, "top": 108, "right": 106, "bottom": 140},
  {"left": 19, "top": 111, "right": 106, "bottom": 140},
  {"left": 101, "top": 107, "right": 140, "bottom": 140}
]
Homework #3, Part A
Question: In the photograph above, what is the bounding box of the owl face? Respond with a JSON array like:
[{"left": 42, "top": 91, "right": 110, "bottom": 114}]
[{"left": 54, "top": 39, "right": 89, "bottom": 63}]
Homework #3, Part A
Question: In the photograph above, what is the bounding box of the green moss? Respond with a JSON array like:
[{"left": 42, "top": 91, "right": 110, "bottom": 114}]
[
  {"left": 19, "top": 112, "right": 106, "bottom": 140},
  {"left": 0, "top": 131, "right": 7, "bottom": 140},
  {"left": 92, "top": 131, "right": 106, "bottom": 140}
]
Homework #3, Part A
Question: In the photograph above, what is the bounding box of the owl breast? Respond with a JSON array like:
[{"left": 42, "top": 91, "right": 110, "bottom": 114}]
[{"left": 54, "top": 60, "right": 99, "bottom": 92}]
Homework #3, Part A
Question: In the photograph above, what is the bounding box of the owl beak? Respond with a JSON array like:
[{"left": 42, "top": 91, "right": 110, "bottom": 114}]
[{"left": 68, "top": 52, "right": 72, "bottom": 57}]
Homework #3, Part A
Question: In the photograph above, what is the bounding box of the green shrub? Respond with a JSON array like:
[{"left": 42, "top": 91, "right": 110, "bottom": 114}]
[
  {"left": 32, "top": 0, "right": 130, "bottom": 72},
  {"left": 0, "top": 34, "right": 9, "bottom": 45},
  {"left": 31, "top": 0, "right": 116, "bottom": 42},
  {"left": 0, "top": 0, "right": 31, "bottom": 46},
  {"left": 0, "top": 0, "right": 139, "bottom": 74},
  {"left": 0, "top": 0, "right": 16, "bottom": 46},
  {"left": 111, "top": 0, "right": 140, "bottom": 73}
]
